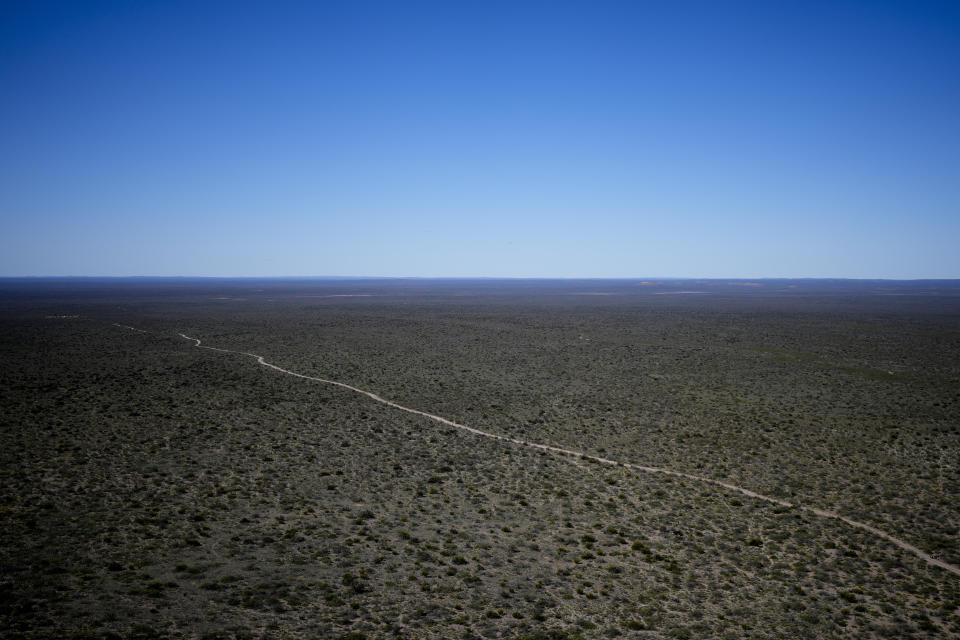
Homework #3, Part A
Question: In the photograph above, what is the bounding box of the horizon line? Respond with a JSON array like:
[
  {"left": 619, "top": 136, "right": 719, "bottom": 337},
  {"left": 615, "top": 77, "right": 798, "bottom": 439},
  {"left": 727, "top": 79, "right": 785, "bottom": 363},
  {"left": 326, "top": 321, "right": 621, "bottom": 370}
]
[{"left": 2, "top": 275, "right": 960, "bottom": 282}]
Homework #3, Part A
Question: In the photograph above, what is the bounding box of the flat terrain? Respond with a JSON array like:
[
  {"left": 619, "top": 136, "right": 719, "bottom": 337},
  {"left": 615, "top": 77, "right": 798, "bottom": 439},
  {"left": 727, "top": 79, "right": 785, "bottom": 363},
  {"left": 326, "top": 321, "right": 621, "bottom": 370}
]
[{"left": 1, "top": 278, "right": 959, "bottom": 639}]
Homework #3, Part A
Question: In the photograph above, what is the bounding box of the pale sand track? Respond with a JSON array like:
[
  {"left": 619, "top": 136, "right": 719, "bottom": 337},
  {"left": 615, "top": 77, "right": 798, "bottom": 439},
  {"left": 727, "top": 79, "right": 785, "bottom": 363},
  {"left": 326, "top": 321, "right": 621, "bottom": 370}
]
[
  {"left": 124, "top": 327, "right": 957, "bottom": 578},
  {"left": 112, "top": 323, "right": 148, "bottom": 333}
]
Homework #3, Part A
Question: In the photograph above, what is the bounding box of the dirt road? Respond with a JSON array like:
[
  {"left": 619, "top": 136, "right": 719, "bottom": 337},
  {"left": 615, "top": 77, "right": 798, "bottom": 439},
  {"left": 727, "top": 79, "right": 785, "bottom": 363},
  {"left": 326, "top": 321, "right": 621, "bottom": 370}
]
[{"left": 172, "top": 329, "right": 960, "bottom": 578}]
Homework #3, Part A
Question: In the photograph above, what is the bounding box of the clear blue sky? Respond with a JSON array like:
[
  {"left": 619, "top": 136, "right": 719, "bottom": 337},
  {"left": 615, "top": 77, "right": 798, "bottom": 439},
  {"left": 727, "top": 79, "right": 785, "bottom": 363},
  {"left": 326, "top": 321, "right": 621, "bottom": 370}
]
[{"left": 1, "top": 0, "right": 958, "bottom": 278}]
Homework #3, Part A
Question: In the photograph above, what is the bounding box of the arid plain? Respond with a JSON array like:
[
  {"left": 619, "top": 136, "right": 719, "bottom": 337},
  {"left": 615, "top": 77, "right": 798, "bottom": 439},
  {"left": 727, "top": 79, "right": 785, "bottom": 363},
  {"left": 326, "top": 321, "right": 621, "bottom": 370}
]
[{"left": 1, "top": 278, "right": 958, "bottom": 639}]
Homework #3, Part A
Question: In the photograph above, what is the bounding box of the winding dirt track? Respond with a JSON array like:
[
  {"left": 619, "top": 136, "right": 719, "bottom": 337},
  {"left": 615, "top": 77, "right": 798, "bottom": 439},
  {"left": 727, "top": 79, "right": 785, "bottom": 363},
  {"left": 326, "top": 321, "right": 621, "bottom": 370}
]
[{"left": 168, "top": 330, "right": 959, "bottom": 578}]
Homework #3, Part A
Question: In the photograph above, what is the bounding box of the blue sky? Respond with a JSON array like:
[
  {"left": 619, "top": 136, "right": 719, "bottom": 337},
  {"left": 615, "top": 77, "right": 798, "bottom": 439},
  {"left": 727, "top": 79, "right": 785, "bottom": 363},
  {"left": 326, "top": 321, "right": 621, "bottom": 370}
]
[{"left": 1, "top": 0, "right": 958, "bottom": 278}]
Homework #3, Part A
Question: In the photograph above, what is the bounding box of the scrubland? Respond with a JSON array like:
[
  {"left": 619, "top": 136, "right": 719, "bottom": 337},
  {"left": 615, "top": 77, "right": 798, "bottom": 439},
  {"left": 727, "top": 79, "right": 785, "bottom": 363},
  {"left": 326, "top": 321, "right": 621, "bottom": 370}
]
[{"left": 1, "top": 279, "right": 958, "bottom": 638}]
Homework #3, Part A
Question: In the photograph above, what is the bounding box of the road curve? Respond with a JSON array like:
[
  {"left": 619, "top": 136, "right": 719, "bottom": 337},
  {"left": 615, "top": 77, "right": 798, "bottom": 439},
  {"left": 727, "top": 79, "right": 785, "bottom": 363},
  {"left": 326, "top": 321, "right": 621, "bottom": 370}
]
[{"left": 172, "top": 331, "right": 959, "bottom": 578}]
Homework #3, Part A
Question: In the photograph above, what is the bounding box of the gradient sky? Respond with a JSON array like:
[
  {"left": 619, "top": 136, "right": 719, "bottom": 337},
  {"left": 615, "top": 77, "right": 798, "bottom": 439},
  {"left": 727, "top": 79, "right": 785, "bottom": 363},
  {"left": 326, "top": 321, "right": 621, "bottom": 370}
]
[{"left": 1, "top": 0, "right": 958, "bottom": 278}]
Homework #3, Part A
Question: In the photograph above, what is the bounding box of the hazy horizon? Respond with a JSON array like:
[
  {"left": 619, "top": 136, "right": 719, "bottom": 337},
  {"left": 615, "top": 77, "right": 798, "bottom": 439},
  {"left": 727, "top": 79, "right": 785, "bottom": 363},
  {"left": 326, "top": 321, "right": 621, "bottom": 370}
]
[
  {"left": 4, "top": 275, "right": 960, "bottom": 284},
  {"left": 5, "top": 274, "right": 960, "bottom": 280}
]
